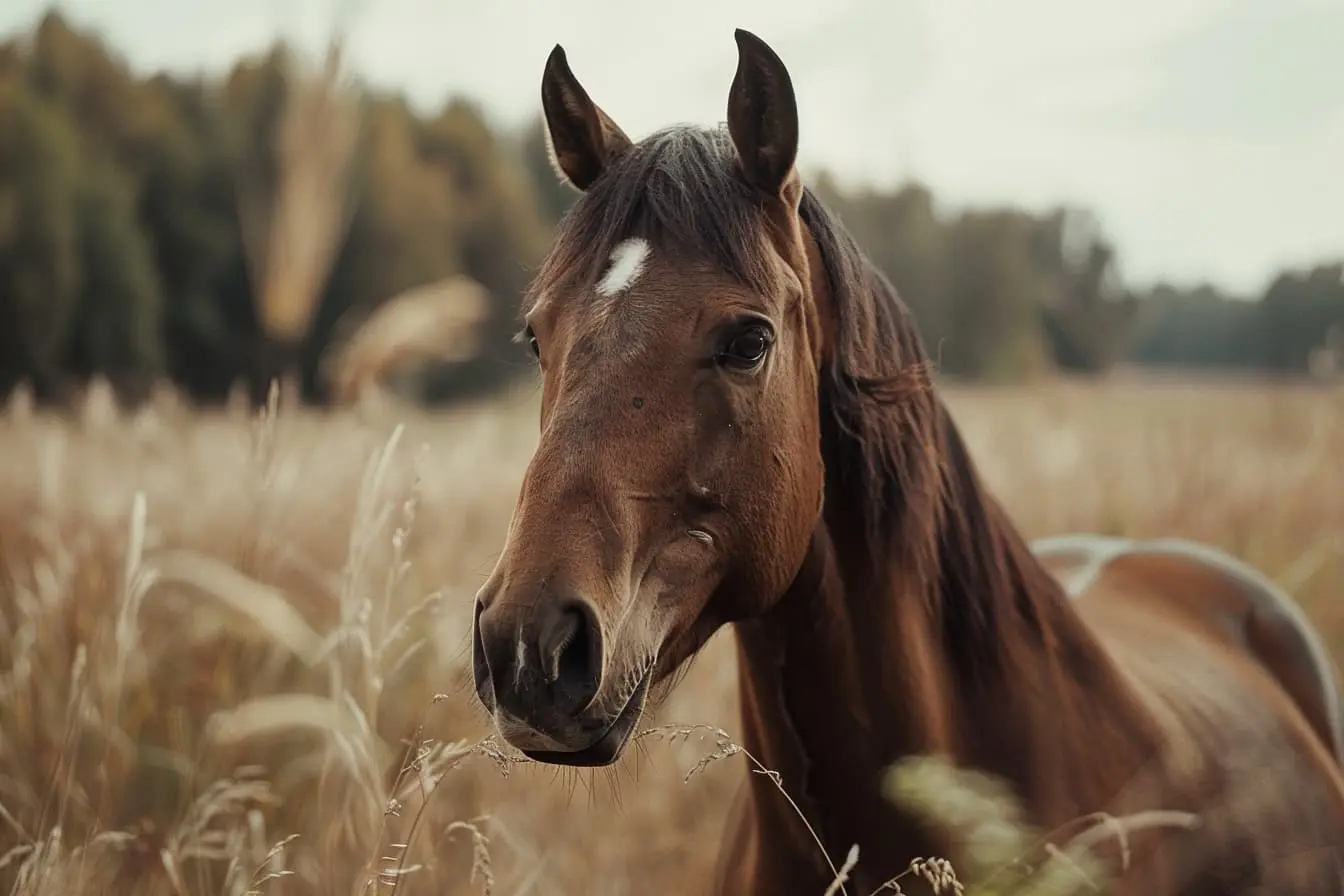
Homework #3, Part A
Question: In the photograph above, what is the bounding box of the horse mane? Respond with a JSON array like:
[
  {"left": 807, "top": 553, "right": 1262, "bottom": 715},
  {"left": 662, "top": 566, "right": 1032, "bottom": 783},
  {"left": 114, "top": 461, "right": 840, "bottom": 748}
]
[
  {"left": 800, "top": 185, "right": 1063, "bottom": 680},
  {"left": 528, "top": 123, "right": 1060, "bottom": 677}
]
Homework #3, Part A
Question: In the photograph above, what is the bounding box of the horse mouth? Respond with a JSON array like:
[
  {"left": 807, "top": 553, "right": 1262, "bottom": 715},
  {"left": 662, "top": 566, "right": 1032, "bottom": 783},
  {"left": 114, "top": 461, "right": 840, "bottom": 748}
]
[{"left": 520, "top": 667, "right": 654, "bottom": 768}]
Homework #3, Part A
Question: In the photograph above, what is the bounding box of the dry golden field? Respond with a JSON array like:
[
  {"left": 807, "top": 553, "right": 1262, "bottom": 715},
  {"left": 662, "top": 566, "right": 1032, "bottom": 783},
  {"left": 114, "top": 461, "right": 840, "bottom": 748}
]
[{"left": 0, "top": 377, "right": 1341, "bottom": 895}]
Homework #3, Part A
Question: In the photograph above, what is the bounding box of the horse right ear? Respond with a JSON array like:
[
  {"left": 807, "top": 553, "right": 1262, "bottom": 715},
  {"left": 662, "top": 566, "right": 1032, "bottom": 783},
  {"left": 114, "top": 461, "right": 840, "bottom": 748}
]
[
  {"left": 540, "top": 44, "right": 633, "bottom": 192},
  {"left": 726, "top": 29, "right": 800, "bottom": 204}
]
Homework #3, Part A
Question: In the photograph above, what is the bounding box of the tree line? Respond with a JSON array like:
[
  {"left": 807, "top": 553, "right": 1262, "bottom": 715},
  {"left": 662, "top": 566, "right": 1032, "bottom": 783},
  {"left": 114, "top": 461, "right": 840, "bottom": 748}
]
[{"left": 1, "top": 12, "right": 1340, "bottom": 408}]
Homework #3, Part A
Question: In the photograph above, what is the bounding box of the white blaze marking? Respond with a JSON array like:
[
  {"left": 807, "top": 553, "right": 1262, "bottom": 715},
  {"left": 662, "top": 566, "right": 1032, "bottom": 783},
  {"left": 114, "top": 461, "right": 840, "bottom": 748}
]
[{"left": 595, "top": 238, "right": 651, "bottom": 297}]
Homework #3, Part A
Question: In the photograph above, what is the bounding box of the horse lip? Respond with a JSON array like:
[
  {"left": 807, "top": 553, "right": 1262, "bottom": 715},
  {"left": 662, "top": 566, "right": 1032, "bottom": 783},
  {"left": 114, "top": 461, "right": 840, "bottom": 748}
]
[{"left": 519, "top": 665, "right": 655, "bottom": 768}]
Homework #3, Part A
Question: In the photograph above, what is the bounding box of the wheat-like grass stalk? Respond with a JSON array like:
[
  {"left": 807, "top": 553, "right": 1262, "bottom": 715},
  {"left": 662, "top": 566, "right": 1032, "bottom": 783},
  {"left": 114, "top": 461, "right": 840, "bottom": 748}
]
[
  {"left": 323, "top": 275, "right": 494, "bottom": 406},
  {"left": 236, "top": 38, "right": 362, "bottom": 349},
  {"left": 636, "top": 725, "right": 1206, "bottom": 896}
]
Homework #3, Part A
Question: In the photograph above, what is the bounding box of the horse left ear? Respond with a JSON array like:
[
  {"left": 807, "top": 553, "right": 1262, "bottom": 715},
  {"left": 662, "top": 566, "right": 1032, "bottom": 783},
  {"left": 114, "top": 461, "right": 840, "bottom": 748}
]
[
  {"left": 727, "top": 29, "right": 800, "bottom": 205},
  {"left": 541, "top": 44, "right": 633, "bottom": 192}
]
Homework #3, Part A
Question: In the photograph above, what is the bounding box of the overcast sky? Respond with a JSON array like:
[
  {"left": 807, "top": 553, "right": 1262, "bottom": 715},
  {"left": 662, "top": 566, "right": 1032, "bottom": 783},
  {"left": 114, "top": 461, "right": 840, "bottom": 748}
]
[{"left": 3, "top": 0, "right": 1341, "bottom": 294}]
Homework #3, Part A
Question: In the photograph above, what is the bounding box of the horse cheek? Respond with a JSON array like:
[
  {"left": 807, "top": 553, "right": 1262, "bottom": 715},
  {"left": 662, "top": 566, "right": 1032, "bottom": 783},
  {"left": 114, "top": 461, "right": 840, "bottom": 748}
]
[{"left": 761, "top": 445, "right": 821, "bottom": 595}]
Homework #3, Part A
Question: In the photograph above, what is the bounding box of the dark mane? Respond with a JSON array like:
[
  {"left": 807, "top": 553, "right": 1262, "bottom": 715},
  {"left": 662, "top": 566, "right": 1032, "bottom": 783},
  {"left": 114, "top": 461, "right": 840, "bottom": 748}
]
[
  {"left": 796, "top": 184, "right": 944, "bottom": 579},
  {"left": 529, "top": 122, "right": 1048, "bottom": 672},
  {"left": 801, "top": 179, "right": 1058, "bottom": 680}
]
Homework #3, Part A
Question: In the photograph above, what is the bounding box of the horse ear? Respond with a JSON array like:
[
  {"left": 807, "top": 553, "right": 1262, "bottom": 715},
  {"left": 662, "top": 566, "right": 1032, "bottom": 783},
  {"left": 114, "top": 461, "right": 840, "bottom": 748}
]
[
  {"left": 727, "top": 29, "right": 800, "bottom": 203},
  {"left": 541, "top": 44, "right": 633, "bottom": 192}
]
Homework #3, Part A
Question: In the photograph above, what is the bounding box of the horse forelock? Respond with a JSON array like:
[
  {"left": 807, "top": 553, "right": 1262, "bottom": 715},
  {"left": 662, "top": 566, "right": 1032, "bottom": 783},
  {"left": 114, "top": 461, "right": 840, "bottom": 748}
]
[{"left": 524, "top": 125, "right": 780, "bottom": 318}]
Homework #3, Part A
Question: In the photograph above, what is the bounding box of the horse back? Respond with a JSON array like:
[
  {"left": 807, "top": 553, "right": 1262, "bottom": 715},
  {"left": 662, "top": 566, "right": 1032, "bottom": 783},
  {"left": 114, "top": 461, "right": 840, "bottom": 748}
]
[
  {"left": 1034, "top": 535, "right": 1344, "bottom": 769},
  {"left": 1034, "top": 535, "right": 1344, "bottom": 891}
]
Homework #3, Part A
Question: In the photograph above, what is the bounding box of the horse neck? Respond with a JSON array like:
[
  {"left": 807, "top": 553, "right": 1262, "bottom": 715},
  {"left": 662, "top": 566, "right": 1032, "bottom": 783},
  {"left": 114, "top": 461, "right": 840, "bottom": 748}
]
[{"left": 731, "top": 398, "right": 1158, "bottom": 881}]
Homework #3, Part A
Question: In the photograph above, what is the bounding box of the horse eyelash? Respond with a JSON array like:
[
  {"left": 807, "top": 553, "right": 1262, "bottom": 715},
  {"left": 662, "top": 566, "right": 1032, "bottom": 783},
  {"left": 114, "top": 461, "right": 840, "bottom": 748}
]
[{"left": 513, "top": 326, "right": 542, "bottom": 362}]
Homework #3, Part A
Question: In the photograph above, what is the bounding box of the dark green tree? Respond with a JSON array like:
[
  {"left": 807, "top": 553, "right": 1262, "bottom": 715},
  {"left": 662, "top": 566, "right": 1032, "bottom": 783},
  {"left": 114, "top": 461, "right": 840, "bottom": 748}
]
[
  {"left": 64, "top": 157, "right": 165, "bottom": 395},
  {"left": 0, "top": 80, "right": 83, "bottom": 397}
]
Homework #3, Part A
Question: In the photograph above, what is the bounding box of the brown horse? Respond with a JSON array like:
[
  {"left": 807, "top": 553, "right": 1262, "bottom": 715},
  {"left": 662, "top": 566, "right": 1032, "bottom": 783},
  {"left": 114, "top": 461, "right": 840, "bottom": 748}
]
[{"left": 470, "top": 29, "right": 1344, "bottom": 894}]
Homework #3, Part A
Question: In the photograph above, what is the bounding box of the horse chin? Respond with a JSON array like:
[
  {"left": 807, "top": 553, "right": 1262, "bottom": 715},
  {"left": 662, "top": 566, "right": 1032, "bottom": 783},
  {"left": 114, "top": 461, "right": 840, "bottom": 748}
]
[{"left": 518, "top": 666, "right": 654, "bottom": 768}]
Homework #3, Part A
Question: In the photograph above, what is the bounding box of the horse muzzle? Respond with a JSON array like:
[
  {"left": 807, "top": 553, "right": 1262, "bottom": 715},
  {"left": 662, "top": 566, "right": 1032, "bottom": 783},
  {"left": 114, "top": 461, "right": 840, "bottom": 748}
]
[{"left": 472, "top": 597, "right": 653, "bottom": 767}]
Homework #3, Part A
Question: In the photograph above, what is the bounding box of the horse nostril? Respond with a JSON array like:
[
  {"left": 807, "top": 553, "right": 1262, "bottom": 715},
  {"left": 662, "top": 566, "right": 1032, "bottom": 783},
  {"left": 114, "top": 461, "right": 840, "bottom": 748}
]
[
  {"left": 471, "top": 599, "right": 496, "bottom": 706},
  {"left": 539, "top": 600, "right": 603, "bottom": 714},
  {"left": 539, "top": 607, "right": 580, "bottom": 682}
]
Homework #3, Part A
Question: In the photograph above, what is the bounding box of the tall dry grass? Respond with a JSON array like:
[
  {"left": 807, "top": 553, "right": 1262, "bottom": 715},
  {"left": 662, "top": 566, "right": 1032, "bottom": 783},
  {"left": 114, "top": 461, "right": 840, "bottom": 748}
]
[
  {"left": 0, "top": 377, "right": 1341, "bottom": 894},
  {"left": 322, "top": 275, "right": 494, "bottom": 408}
]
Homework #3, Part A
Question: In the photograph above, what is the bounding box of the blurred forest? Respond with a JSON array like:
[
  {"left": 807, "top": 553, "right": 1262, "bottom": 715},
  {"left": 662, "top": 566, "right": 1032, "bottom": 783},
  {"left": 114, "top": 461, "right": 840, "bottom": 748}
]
[{"left": 1, "top": 13, "right": 1341, "bottom": 407}]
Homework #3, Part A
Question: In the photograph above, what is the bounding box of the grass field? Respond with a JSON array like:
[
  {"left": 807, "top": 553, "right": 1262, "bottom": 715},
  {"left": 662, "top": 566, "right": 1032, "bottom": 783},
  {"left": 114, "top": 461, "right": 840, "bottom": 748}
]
[{"left": 0, "top": 377, "right": 1341, "bottom": 895}]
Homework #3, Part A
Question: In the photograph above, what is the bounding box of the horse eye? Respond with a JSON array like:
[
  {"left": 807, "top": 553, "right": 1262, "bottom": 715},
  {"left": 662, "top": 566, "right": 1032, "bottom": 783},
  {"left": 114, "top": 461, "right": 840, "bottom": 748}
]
[
  {"left": 524, "top": 327, "right": 540, "bottom": 359},
  {"left": 718, "top": 324, "right": 773, "bottom": 371}
]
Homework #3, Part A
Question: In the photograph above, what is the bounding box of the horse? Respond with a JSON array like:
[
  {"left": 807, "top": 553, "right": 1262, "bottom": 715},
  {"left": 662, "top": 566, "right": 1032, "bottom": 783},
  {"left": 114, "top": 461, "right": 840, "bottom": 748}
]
[{"left": 469, "top": 28, "right": 1344, "bottom": 894}]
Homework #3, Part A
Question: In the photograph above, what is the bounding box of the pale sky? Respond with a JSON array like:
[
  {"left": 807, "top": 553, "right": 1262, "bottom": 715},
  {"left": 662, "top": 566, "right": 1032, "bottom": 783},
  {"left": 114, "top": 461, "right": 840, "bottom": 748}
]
[{"left": 3, "top": 0, "right": 1342, "bottom": 295}]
